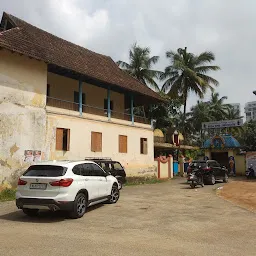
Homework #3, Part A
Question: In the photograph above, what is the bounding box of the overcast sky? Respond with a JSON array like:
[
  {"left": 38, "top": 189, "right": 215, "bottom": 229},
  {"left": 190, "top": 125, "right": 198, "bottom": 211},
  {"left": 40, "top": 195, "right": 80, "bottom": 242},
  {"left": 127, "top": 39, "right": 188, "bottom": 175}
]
[{"left": 1, "top": 0, "right": 256, "bottom": 115}]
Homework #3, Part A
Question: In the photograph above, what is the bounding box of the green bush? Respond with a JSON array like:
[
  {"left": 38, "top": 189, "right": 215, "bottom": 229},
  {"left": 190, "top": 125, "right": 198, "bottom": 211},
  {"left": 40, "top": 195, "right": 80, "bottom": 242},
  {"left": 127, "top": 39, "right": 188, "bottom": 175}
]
[
  {"left": 0, "top": 189, "right": 16, "bottom": 202},
  {"left": 126, "top": 176, "right": 167, "bottom": 186}
]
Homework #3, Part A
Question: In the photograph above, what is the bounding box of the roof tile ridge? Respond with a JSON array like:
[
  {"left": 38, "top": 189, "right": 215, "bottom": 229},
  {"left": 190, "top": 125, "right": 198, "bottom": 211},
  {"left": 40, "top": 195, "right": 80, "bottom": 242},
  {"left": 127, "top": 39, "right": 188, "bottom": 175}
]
[{"left": 0, "top": 26, "right": 21, "bottom": 36}]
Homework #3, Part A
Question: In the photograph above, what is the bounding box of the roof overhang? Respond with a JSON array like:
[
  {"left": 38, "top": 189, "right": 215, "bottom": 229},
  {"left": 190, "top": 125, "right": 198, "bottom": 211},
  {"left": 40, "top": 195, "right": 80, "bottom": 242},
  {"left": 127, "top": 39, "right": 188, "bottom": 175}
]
[
  {"left": 154, "top": 142, "right": 199, "bottom": 150},
  {"left": 201, "top": 146, "right": 242, "bottom": 150}
]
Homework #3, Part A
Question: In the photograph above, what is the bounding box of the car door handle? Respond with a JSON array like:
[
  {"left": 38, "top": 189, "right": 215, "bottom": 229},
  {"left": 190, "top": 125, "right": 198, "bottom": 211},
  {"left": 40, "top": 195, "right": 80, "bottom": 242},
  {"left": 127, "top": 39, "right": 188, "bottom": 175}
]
[{"left": 85, "top": 178, "right": 89, "bottom": 181}]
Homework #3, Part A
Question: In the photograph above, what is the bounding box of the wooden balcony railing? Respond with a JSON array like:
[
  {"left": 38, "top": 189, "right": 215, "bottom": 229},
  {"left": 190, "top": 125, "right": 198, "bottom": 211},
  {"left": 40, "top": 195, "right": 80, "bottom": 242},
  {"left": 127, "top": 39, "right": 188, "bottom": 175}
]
[
  {"left": 47, "top": 97, "right": 79, "bottom": 111},
  {"left": 46, "top": 97, "right": 150, "bottom": 125}
]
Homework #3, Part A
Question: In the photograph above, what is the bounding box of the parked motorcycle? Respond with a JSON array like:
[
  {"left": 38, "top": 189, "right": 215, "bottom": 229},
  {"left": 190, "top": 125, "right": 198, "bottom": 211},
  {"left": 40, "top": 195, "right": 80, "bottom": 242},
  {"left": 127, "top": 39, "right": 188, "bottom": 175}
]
[
  {"left": 187, "top": 168, "right": 204, "bottom": 188},
  {"left": 246, "top": 164, "right": 256, "bottom": 179}
]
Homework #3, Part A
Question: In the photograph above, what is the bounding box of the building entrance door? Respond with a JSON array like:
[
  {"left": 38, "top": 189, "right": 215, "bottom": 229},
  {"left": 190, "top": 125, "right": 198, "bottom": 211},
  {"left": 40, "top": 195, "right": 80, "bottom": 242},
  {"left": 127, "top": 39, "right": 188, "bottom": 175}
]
[{"left": 211, "top": 152, "right": 229, "bottom": 168}]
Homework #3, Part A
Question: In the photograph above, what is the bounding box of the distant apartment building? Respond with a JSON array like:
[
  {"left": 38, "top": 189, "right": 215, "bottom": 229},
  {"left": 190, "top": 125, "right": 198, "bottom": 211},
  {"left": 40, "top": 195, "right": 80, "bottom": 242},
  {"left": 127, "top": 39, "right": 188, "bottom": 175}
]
[
  {"left": 244, "top": 101, "right": 256, "bottom": 121},
  {"left": 229, "top": 103, "right": 241, "bottom": 116}
]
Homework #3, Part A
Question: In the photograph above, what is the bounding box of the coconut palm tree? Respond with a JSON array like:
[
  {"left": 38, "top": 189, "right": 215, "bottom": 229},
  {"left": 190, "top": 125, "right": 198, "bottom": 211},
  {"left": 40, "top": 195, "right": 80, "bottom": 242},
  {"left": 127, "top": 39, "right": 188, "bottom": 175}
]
[
  {"left": 243, "top": 121, "right": 256, "bottom": 151},
  {"left": 117, "top": 43, "right": 163, "bottom": 91},
  {"left": 226, "top": 105, "right": 242, "bottom": 120},
  {"left": 172, "top": 112, "right": 195, "bottom": 144},
  {"left": 161, "top": 47, "right": 220, "bottom": 124},
  {"left": 190, "top": 100, "right": 213, "bottom": 133},
  {"left": 209, "top": 92, "right": 230, "bottom": 120}
]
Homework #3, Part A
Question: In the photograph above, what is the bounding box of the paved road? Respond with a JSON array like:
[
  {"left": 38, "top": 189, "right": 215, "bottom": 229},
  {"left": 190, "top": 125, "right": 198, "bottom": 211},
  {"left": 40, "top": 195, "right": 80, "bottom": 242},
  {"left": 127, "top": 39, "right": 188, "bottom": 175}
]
[{"left": 0, "top": 178, "right": 255, "bottom": 256}]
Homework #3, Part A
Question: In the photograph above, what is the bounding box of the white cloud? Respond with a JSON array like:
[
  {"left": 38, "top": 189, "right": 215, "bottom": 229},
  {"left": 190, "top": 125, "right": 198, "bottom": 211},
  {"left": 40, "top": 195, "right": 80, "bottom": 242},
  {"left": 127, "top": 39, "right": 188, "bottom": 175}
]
[{"left": 48, "top": 0, "right": 109, "bottom": 44}]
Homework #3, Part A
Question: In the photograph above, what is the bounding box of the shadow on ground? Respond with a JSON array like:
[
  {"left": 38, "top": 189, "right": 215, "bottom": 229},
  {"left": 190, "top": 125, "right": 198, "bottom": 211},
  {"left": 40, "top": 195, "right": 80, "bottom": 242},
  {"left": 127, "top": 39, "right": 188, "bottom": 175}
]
[
  {"left": 180, "top": 181, "right": 189, "bottom": 185},
  {"left": 0, "top": 204, "right": 104, "bottom": 223}
]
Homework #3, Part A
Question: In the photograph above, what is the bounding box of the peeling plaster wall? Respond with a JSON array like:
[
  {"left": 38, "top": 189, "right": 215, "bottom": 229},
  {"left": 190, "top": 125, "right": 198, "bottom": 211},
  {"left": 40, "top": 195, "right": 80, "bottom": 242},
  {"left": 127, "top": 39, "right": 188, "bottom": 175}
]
[
  {"left": 0, "top": 50, "right": 47, "bottom": 186},
  {"left": 45, "top": 113, "right": 156, "bottom": 176}
]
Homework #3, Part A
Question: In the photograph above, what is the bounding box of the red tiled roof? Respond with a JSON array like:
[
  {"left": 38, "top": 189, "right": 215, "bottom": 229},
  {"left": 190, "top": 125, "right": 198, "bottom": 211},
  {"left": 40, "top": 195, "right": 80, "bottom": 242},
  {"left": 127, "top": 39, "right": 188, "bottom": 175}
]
[{"left": 0, "top": 12, "right": 163, "bottom": 102}]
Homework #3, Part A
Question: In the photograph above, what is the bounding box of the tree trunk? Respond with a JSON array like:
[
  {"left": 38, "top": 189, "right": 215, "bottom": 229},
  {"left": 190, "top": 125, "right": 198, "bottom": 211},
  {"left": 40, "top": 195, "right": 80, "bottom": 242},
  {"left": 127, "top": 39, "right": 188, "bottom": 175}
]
[
  {"left": 182, "top": 91, "right": 187, "bottom": 134},
  {"left": 183, "top": 97, "right": 187, "bottom": 120}
]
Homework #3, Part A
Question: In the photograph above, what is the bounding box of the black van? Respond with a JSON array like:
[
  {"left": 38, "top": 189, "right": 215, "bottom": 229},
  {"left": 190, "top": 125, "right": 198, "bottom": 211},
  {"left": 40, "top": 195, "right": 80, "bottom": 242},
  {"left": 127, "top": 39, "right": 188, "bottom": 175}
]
[{"left": 85, "top": 158, "right": 126, "bottom": 188}]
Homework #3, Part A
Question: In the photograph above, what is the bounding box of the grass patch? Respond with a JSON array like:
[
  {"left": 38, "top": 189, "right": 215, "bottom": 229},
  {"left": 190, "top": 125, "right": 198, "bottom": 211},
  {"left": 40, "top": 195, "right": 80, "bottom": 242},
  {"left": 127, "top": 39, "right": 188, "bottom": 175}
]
[
  {"left": 125, "top": 176, "right": 167, "bottom": 186},
  {"left": 0, "top": 188, "right": 16, "bottom": 202}
]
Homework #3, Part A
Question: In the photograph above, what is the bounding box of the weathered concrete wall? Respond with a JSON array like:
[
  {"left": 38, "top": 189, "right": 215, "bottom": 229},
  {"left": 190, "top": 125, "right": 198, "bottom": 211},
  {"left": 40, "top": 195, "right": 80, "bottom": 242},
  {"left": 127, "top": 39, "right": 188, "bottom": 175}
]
[
  {"left": 45, "top": 113, "right": 156, "bottom": 176},
  {"left": 0, "top": 50, "right": 47, "bottom": 187}
]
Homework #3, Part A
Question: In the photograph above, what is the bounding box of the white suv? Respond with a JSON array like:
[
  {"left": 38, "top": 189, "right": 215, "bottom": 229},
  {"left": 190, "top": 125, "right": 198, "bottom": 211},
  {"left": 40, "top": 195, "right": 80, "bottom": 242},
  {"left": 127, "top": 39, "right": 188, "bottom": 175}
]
[{"left": 16, "top": 161, "right": 120, "bottom": 218}]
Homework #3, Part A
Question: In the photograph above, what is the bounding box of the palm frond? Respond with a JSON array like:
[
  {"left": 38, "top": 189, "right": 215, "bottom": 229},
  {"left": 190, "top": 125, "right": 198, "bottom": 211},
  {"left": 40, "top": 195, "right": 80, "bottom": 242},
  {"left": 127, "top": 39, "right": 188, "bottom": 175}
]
[
  {"left": 161, "top": 73, "right": 180, "bottom": 93},
  {"left": 195, "top": 65, "right": 221, "bottom": 73},
  {"left": 166, "top": 50, "right": 176, "bottom": 59},
  {"left": 167, "top": 75, "right": 184, "bottom": 96},
  {"left": 146, "top": 69, "right": 164, "bottom": 79},
  {"left": 118, "top": 43, "right": 163, "bottom": 90},
  {"left": 143, "top": 76, "right": 161, "bottom": 91},
  {"left": 148, "top": 56, "right": 160, "bottom": 65},
  {"left": 160, "top": 70, "right": 179, "bottom": 81},
  {"left": 194, "top": 51, "right": 215, "bottom": 65},
  {"left": 142, "top": 47, "right": 150, "bottom": 56},
  {"left": 129, "top": 43, "right": 137, "bottom": 59},
  {"left": 197, "top": 74, "right": 219, "bottom": 86},
  {"left": 188, "top": 81, "right": 204, "bottom": 98},
  {"left": 220, "top": 96, "right": 228, "bottom": 102},
  {"left": 116, "top": 61, "right": 131, "bottom": 70}
]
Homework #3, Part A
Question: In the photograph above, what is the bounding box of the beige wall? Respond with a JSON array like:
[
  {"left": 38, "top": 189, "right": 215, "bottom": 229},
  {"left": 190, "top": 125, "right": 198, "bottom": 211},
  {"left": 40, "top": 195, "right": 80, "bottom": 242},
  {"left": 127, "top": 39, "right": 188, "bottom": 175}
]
[
  {"left": 0, "top": 50, "right": 47, "bottom": 186},
  {"left": 47, "top": 72, "right": 125, "bottom": 112},
  {"left": 235, "top": 155, "right": 246, "bottom": 175},
  {"left": 228, "top": 150, "right": 234, "bottom": 157},
  {"left": 154, "top": 156, "right": 173, "bottom": 179},
  {"left": 159, "top": 162, "right": 169, "bottom": 178},
  {"left": 228, "top": 150, "right": 246, "bottom": 175},
  {"left": 46, "top": 113, "right": 155, "bottom": 176}
]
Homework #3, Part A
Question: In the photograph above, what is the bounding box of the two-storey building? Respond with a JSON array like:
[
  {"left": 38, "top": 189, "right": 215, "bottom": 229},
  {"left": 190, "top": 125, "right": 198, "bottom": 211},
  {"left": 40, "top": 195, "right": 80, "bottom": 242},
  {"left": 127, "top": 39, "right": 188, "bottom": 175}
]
[{"left": 0, "top": 12, "right": 163, "bottom": 185}]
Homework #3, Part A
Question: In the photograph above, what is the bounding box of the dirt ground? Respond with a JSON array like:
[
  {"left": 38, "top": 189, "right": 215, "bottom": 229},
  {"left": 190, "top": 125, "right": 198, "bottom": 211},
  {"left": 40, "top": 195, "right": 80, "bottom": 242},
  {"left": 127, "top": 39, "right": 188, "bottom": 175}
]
[
  {"left": 219, "top": 178, "right": 256, "bottom": 212},
  {"left": 0, "top": 177, "right": 255, "bottom": 256}
]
